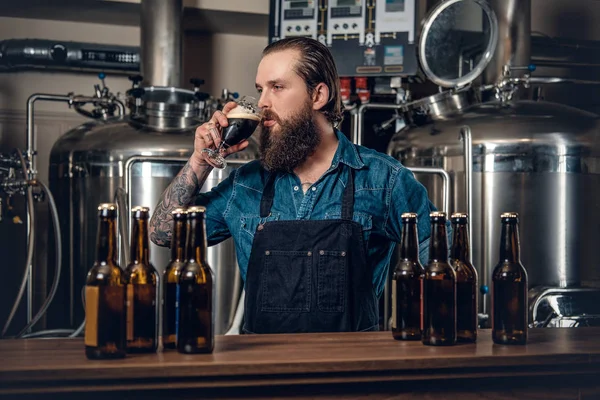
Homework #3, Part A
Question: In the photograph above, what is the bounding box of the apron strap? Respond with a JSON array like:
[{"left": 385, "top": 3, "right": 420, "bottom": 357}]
[
  {"left": 260, "top": 172, "right": 277, "bottom": 218},
  {"left": 259, "top": 167, "right": 356, "bottom": 220},
  {"left": 341, "top": 167, "right": 354, "bottom": 221}
]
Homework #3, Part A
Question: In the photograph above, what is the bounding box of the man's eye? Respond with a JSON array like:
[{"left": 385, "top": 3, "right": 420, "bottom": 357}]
[{"left": 273, "top": 85, "right": 283, "bottom": 91}]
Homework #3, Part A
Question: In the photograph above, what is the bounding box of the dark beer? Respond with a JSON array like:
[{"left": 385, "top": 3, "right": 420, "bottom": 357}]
[
  {"left": 163, "top": 208, "right": 188, "bottom": 350},
  {"left": 422, "top": 212, "right": 457, "bottom": 346},
  {"left": 124, "top": 206, "right": 158, "bottom": 353},
  {"left": 492, "top": 212, "right": 528, "bottom": 345},
  {"left": 392, "top": 213, "right": 424, "bottom": 340},
  {"left": 85, "top": 203, "right": 126, "bottom": 360},
  {"left": 222, "top": 113, "right": 260, "bottom": 147},
  {"left": 450, "top": 213, "right": 478, "bottom": 343},
  {"left": 177, "top": 206, "right": 215, "bottom": 354}
]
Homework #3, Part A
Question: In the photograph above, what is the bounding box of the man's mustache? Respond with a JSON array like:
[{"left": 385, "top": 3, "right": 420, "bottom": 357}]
[{"left": 261, "top": 110, "right": 282, "bottom": 125}]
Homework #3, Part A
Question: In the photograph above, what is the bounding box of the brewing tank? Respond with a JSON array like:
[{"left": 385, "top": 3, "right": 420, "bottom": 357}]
[
  {"left": 48, "top": 87, "right": 259, "bottom": 333},
  {"left": 388, "top": 99, "right": 600, "bottom": 314}
]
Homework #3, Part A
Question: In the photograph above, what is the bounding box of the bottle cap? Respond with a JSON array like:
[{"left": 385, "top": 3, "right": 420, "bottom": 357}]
[
  {"left": 401, "top": 212, "right": 417, "bottom": 219},
  {"left": 429, "top": 211, "right": 446, "bottom": 218}
]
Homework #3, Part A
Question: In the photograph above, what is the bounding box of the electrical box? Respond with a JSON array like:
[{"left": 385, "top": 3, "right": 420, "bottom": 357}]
[{"left": 269, "top": 0, "right": 418, "bottom": 77}]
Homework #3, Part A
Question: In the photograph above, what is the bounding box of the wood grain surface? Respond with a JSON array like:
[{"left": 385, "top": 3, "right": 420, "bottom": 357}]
[{"left": 1, "top": 328, "right": 599, "bottom": 399}]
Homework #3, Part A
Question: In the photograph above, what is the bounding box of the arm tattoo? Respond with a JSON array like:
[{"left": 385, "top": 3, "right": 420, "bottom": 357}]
[{"left": 149, "top": 160, "right": 213, "bottom": 247}]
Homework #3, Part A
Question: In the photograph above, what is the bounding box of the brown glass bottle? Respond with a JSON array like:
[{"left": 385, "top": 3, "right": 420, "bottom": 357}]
[
  {"left": 162, "top": 208, "right": 188, "bottom": 350},
  {"left": 492, "top": 212, "right": 528, "bottom": 345},
  {"left": 85, "top": 203, "right": 126, "bottom": 359},
  {"left": 450, "top": 213, "right": 478, "bottom": 343},
  {"left": 422, "top": 212, "right": 456, "bottom": 346},
  {"left": 177, "top": 206, "right": 215, "bottom": 354},
  {"left": 124, "top": 206, "right": 158, "bottom": 353},
  {"left": 392, "top": 213, "right": 424, "bottom": 340}
]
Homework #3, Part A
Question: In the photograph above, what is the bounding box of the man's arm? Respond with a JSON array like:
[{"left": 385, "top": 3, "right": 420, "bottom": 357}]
[
  {"left": 149, "top": 160, "right": 213, "bottom": 247},
  {"left": 148, "top": 101, "right": 250, "bottom": 247}
]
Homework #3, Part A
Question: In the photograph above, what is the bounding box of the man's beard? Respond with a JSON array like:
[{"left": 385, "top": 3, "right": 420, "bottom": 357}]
[{"left": 259, "top": 100, "right": 321, "bottom": 173}]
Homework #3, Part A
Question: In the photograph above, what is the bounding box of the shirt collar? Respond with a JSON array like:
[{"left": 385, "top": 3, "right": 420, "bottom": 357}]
[{"left": 331, "top": 129, "right": 365, "bottom": 170}]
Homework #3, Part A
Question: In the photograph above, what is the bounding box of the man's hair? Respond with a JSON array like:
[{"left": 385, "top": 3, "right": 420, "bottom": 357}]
[{"left": 262, "top": 37, "right": 343, "bottom": 126}]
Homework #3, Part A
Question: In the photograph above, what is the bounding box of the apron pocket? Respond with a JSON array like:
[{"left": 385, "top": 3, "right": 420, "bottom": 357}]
[
  {"left": 317, "top": 250, "right": 347, "bottom": 313},
  {"left": 261, "top": 250, "right": 312, "bottom": 312}
]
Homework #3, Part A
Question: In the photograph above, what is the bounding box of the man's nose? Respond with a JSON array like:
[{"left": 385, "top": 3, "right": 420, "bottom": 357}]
[{"left": 258, "top": 91, "right": 270, "bottom": 109}]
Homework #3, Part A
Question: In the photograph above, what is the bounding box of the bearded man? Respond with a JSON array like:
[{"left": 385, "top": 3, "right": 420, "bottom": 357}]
[{"left": 149, "top": 37, "right": 437, "bottom": 334}]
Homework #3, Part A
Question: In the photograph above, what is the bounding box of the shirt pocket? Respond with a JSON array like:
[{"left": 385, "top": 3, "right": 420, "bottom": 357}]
[
  {"left": 324, "top": 212, "right": 373, "bottom": 248},
  {"left": 240, "top": 213, "right": 281, "bottom": 239}
]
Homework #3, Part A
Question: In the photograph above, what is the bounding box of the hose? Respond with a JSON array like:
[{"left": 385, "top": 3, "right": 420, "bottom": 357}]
[
  {"left": 1, "top": 149, "right": 35, "bottom": 337},
  {"left": 16, "top": 179, "right": 62, "bottom": 338}
]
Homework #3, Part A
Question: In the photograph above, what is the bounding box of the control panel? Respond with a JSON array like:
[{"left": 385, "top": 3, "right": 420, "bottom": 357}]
[
  {"left": 327, "top": 0, "right": 366, "bottom": 46},
  {"left": 375, "top": 0, "right": 415, "bottom": 44},
  {"left": 278, "top": 0, "right": 321, "bottom": 41},
  {"left": 269, "top": 0, "right": 418, "bottom": 77},
  {"left": 0, "top": 39, "right": 140, "bottom": 73}
]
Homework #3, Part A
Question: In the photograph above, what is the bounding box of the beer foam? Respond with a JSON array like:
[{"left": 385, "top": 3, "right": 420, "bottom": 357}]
[{"left": 226, "top": 112, "right": 261, "bottom": 122}]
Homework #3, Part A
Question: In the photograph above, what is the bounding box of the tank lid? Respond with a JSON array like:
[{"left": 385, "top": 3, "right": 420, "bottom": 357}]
[
  {"left": 139, "top": 86, "right": 203, "bottom": 116},
  {"left": 419, "top": 0, "right": 498, "bottom": 89}
]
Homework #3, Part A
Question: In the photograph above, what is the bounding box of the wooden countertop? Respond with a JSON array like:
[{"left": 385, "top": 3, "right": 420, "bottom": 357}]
[{"left": 1, "top": 328, "right": 600, "bottom": 399}]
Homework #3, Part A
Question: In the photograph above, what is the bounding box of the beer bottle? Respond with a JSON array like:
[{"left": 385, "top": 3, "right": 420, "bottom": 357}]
[
  {"left": 124, "top": 206, "right": 158, "bottom": 353},
  {"left": 162, "top": 208, "right": 188, "bottom": 350},
  {"left": 422, "top": 211, "right": 457, "bottom": 346},
  {"left": 492, "top": 212, "right": 528, "bottom": 345},
  {"left": 85, "top": 203, "right": 126, "bottom": 359},
  {"left": 177, "top": 206, "right": 215, "bottom": 354},
  {"left": 450, "top": 213, "right": 478, "bottom": 343},
  {"left": 392, "top": 213, "right": 424, "bottom": 340}
]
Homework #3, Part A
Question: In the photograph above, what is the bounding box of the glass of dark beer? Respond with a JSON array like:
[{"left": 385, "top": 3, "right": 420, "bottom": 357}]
[{"left": 202, "top": 96, "right": 262, "bottom": 169}]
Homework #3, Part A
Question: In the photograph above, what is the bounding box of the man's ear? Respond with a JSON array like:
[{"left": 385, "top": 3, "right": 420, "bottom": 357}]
[{"left": 312, "top": 82, "right": 330, "bottom": 111}]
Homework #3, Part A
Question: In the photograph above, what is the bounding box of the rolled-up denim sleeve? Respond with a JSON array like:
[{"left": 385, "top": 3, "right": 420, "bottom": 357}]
[
  {"left": 385, "top": 167, "right": 454, "bottom": 266},
  {"left": 384, "top": 167, "right": 437, "bottom": 265},
  {"left": 194, "top": 169, "right": 236, "bottom": 247}
]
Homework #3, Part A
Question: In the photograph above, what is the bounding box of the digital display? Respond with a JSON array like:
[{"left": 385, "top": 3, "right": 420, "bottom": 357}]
[
  {"left": 386, "top": 0, "right": 405, "bottom": 12},
  {"left": 336, "top": 0, "right": 360, "bottom": 6},
  {"left": 290, "top": 1, "right": 309, "bottom": 8}
]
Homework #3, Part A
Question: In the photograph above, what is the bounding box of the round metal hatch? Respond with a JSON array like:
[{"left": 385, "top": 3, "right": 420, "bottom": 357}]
[
  {"left": 418, "top": 0, "right": 498, "bottom": 89},
  {"left": 141, "top": 86, "right": 203, "bottom": 118}
]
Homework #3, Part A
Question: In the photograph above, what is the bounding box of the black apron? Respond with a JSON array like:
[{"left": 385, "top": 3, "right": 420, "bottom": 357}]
[{"left": 242, "top": 168, "right": 379, "bottom": 334}]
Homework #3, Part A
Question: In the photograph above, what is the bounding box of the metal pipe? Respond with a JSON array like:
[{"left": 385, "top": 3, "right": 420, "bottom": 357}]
[
  {"left": 530, "top": 287, "right": 599, "bottom": 323},
  {"left": 407, "top": 167, "right": 451, "bottom": 216},
  {"left": 26, "top": 94, "right": 72, "bottom": 179},
  {"left": 352, "top": 103, "right": 405, "bottom": 145},
  {"left": 459, "top": 126, "right": 473, "bottom": 263},
  {"left": 482, "top": 0, "right": 531, "bottom": 86},
  {"left": 141, "top": 0, "right": 183, "bottom": 87}
]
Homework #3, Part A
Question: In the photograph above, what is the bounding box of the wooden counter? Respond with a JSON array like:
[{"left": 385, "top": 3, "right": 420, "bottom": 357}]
[{"left": 1, "top": 328, "right": 600, "bottom": 399}]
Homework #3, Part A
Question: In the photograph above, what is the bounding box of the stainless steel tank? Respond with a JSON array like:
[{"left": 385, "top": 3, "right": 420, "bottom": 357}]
[
  {"left": 389, "top": 99, "right": 600, "bottom": 305},
  {"left": 49, "top": 86, "right": 259, "bottom": 333},
  {"left": 384, "top": 0, "right": 600, "bottom": 323}
]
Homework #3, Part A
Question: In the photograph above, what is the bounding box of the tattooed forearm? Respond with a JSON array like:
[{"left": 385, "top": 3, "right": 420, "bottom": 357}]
[{"left": 149, "top": 160, "right": 213, "bottom": 247}]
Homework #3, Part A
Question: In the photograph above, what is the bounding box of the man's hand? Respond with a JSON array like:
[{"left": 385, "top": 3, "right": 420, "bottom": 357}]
[{"left": 191, "top": 101, "right": 251, "bottom": 170}]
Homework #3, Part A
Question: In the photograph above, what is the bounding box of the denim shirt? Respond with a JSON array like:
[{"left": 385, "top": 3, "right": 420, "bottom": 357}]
[{"left": 196, "top": 130, "right": 438, "bottom": 297}]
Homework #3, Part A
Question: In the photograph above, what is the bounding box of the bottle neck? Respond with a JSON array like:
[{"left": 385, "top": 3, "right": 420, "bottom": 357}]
[
  {"left": 96, "top": 217, "right": 117, "bottom": 264},
  {"left": 171, "top": 218, "right": 187, "bottom": 263},
  {"left": 499, "top": 221, "right": 520, "bottom": 263},
  {"left": 399, "top": 220, "right": 419, "bottom": 261},
  {"left": 428, "top": 220, "right": 448, "bottom": 262},
  {"left": 188, "top": 216, "right": 207, "bottom": 264},
  {"left": 130, "top": 217, "right": 150, "bottom": 265},
  {"left": 450, "top": 222, "right": 470, "bottom": 262}
]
